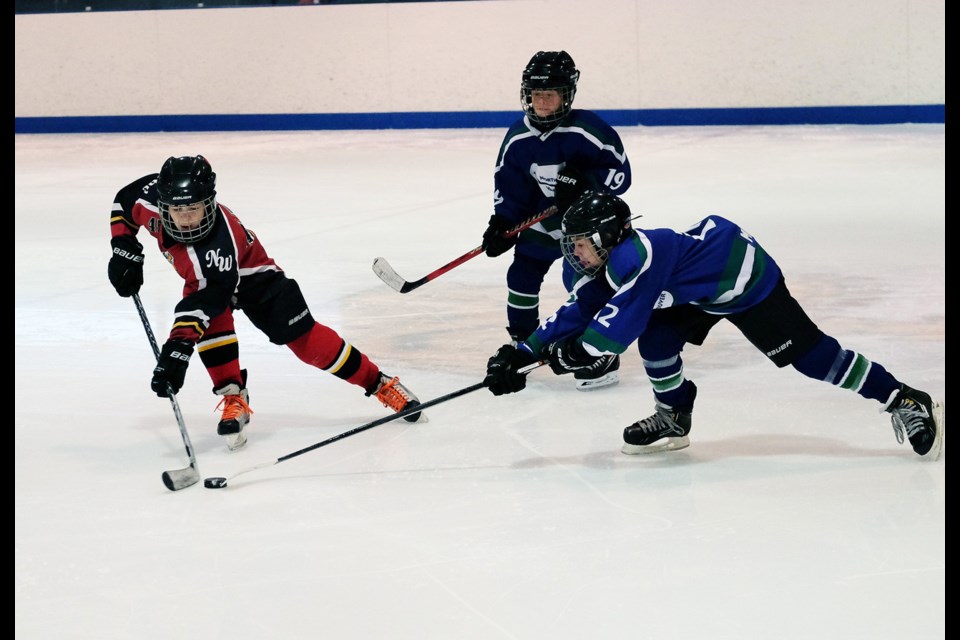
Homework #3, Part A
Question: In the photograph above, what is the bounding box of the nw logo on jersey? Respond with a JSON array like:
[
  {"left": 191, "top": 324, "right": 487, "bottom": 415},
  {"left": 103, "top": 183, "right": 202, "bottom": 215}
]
[{"left": 205, "top": 248, "right": 233, "bottom": 272}]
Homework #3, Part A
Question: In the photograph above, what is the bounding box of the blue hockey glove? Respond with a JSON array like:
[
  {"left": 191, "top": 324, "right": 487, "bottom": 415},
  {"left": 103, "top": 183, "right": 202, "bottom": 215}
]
[
  {"left": 482, "top": 215, "right": 518, "bottom": 258},
  {"left": 545, "top": 337, "right": 600, "bottom": 375},
  {"left": 151, "top": 339, "right": 194, "bottom": 397},
  {"left": 108, "top": 235, "right": 144, "bottom": 297},
  {"left": 484, "top": 343, "right": 536, "bottom": 395}
]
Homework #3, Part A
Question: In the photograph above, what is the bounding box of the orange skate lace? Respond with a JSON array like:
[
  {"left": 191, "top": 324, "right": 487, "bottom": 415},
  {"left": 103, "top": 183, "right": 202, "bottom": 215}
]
[
  {"left": 375, "top": 377, "right": 411, "bottom": 413},
  {"left": 215, "top": 394, "right": 253, "bottom": 421}
]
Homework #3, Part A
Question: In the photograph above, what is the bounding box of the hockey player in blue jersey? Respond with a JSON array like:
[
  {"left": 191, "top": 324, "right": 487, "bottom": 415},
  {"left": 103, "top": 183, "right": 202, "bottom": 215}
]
[
  {"left": 481, "top": 50, "right": 632, "bottom": 391},
  {"left": 484, "top": 192, "right": 944, "bottom": 461}
]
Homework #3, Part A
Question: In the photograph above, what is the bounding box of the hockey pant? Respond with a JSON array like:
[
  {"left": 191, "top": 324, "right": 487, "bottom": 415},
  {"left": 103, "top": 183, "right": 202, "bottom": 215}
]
[
  {"left": 196, "top": 276, "right": 380, "bottom": 393},
  {"left": 636, "top": 277, "right": 900, "bottom": 408}
]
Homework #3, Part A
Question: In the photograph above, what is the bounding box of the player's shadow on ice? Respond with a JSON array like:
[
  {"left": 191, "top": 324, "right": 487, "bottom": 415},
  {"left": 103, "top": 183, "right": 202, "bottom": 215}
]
[{"left": 510, "top": 434, "right": 910, "bottom": 471}]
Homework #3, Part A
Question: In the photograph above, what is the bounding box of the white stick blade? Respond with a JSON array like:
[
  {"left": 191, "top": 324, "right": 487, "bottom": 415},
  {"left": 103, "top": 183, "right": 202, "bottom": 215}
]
[
  {"left": 371, "top": 257, "right": 407, "bottom": 292},
  {"left": 162, "top": 466, "right": 201, "bottom": 491}
]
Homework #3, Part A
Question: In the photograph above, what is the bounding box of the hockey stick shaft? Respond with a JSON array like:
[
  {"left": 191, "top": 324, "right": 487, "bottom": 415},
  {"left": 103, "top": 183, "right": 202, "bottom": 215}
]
[
  {"left": 372, "top": 205, "right": 558, "bottom": 294},
  {"left": 211, "top": 361, "right": 546, "bottom": 487},
  {"left": 133, "top": 293, "right": 201, "bottom": 491}
]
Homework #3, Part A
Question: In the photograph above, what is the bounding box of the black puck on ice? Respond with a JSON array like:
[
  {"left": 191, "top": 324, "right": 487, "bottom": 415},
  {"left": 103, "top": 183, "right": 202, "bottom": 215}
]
[{"left": 204, "top": 477, "right": 228, "bottom": 489}]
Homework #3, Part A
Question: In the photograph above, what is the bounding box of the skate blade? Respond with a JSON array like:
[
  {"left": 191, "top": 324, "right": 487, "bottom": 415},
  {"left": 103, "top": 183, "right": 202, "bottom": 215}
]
[
  {"left": 621, "top": 436, "right": 690, "bottom": 455},
  {"left": 224, "top": 432, "right": 247, "bottom": 451},
  {"left": 923, "top": 401, "right": 944, "bottom": 461},
  {"left": 575, "top": 372, "right": 620, "bottom": 391}
]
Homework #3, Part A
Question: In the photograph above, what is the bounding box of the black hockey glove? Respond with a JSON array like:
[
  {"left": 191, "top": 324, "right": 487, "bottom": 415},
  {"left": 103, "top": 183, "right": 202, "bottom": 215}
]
[
  {"left": 484, "top": 343, "right": 536, "bottom": 396},
  {"left": 151, "top": 339, "right": 194, "bottom": 398},
  {"left": 482, "top": 214, "right": 518, "bottom": 258},
  {"left": 545, "top": 337, "right": 600, "bottom": 376},
  {"left": 108, "top": 235, "right": 145, "bottom": 297},
  {"left": 554, "top": 165, "right": 597, "bottom": 213}
]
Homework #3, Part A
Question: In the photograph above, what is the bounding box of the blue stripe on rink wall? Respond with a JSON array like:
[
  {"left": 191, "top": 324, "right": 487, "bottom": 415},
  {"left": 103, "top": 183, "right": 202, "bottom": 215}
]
[{"left": 14, "top": 104, "right": 944, "bottom": 134}]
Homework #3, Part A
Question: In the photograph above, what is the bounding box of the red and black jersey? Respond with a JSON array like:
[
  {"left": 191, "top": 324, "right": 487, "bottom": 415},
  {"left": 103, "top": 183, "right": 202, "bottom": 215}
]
[{"left": 110, "top": 174, "right": 282, "bottom": 344}]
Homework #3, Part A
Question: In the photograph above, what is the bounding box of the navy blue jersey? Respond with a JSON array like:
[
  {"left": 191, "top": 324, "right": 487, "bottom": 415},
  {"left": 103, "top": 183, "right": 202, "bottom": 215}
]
[
  {"left": 494, "top": 109, "right": 631, "bottom": 260},
  {"left": 525, "top": 215, "right": 783, "bottom": 356}
]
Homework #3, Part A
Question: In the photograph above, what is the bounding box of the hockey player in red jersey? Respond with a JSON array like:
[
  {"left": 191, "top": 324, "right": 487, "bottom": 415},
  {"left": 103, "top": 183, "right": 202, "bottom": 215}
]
[{"left": 108, "top": 155, "right": 425, "bottom": 451}]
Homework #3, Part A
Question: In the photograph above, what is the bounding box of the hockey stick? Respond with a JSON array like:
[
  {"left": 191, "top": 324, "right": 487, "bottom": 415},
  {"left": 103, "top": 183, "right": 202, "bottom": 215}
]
[
  {"left": 372, "top": 205, "right": 558, "bottom": 294},
  {"left": 204, "top": 361, "right": 546, "bottom": 489},
  {"left": 133, "top": 293, "right": 201, "bottom": 492}
]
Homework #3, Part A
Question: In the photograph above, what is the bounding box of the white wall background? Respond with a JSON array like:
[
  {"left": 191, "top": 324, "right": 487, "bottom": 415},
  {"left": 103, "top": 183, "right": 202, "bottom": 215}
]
[{"left": 14, "top": 0, "right": 945, "bottom": 118}]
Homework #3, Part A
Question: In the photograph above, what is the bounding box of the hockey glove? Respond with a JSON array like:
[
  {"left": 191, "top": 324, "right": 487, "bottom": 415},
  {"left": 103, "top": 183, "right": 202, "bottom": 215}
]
[
  {"left": 482, "top": 214, "right": 518, "bottom": 258},
  {"left": 108, "top": 235, "right": 145, "bottom": 297},
  {"left": 151, "top": 339, "right": 194, "bottom": 398},
  {"left": 554, "top": 165, "right": 596, "bottom": 213},
  {"left": 484, "top": 343, "right": 536, "bottom": 396},
  {"left": 545, "top": 337, "right": 600, "bottom": 376}
]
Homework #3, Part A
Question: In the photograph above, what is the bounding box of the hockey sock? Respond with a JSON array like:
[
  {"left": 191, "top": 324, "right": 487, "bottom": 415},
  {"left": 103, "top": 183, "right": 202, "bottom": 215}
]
[
  {"left": 791, "top": 335, "right": 900, "bottom": 403},
  {"left": 196, "top": 331, "right": 242, "bottom": 390},
  {"left": 287, "top": 322, "right": 379, "bottom": 390},
  {"left": 206, "top": 363, "right": 244, "bottom": 390},
  {"left": 643, "top": 353, "right": 696, "bottom": 407},
  {"left": 506, "top": 289, "right": 539, "bottom": 341}
]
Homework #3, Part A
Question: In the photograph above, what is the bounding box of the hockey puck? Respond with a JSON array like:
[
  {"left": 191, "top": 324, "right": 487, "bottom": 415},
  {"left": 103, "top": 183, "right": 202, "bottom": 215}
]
[{"left": 204, "top": 477, "right": 228, "bottom": 489}]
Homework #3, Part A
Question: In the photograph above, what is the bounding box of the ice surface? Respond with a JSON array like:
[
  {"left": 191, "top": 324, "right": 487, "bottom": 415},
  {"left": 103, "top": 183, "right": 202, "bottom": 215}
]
[{"left": 15, "top": 125, "right": 944, "bottom": 639}]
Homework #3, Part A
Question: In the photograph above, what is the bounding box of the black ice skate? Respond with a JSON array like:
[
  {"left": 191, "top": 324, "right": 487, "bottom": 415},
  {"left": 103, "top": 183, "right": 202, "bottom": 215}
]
[
  {"left": 574, "top": 354, "right": 620, "bottom": 391},
  {"left": 622, "top": 383, "right": 696, "bottom": 454},
  {"left": 886, "top": 385, "right": 944, "bottom": 460}
]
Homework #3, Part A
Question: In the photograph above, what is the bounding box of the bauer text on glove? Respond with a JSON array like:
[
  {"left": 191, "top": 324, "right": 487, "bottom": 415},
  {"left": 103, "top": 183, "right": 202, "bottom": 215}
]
[
  {"left": 151, "top": 339, "right": 194, "bottom": 397},
  {"left": 108, "top": 235, "right": 145, "bottom": 297},
  {"left": 553, "top": 165, "right": 597, "bottom": 214}
]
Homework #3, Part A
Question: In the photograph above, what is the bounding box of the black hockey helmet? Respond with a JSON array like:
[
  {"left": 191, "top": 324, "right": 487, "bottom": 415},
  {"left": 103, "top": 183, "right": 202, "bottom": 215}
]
[
  {"left": 521, "top": 50, "right": 580, "bottom": 129},
  {"left": 156, "top": 155, "right": 218, "bottom": 244},
  {"left": 560, "top": 191, "right": 634, "bottom": 276}
]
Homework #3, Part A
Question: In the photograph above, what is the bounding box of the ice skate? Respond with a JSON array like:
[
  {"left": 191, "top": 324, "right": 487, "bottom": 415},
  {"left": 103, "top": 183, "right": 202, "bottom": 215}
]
[
  {"left": 574, "top": 354, "right": 620, "bottom": 391},
  {"left": 622, "top": 383, "right": 696, "bottom": 454},
  {"left": 367, "top": 372, "right": 427, "bottom": 423},
  {"left": 886, "top": 385, "right": 944, "bottom": 460},
  {"left": 214, "top": 374, "right": 252, "bottom": 451}
]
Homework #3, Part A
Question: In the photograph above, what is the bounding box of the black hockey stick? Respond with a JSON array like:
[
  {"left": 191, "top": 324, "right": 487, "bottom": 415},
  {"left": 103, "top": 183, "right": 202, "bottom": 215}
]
[
  {"left": 133, "top": 293, "right": 201, "bottom": 491},
  {"left": 372, "top": 206, "right": 558, "bottom": 294},
  {"left": 204, "top": 361, "right": 546, "bottom": 489}
]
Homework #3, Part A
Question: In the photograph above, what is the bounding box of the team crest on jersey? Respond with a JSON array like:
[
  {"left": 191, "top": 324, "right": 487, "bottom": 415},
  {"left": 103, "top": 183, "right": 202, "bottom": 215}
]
[
  {"left": 529, "top": 163, "right": 562, "bottom": 197},
  {"left": 654, "top": 291, "right": 675, "bottom": 309},
  {"left": 163, "top": 251, "right": 174, "bottom": 265}
]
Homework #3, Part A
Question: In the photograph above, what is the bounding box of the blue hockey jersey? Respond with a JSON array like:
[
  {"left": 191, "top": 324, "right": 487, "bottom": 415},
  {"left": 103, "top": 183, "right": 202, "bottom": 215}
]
[
  {"left": 524, "top": 215, "right": 784, "bottom": 356},
  {"left": 494, "top": 110, "right": 631, "bottom": 260}
]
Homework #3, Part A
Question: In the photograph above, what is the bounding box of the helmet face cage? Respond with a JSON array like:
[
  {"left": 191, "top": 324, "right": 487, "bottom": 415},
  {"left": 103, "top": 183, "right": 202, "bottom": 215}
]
[
  {"left": 561, "top": 233, "right": 608, "bottom": 277},
  {"left": 560, "top": 191, "right": 632, "bottom": 277},
  {"left": 521, "top": 51, "right": 580, "bottom": 129},
  {"left": 156, "top": 155, "right": 218, "bottom": 244}
]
